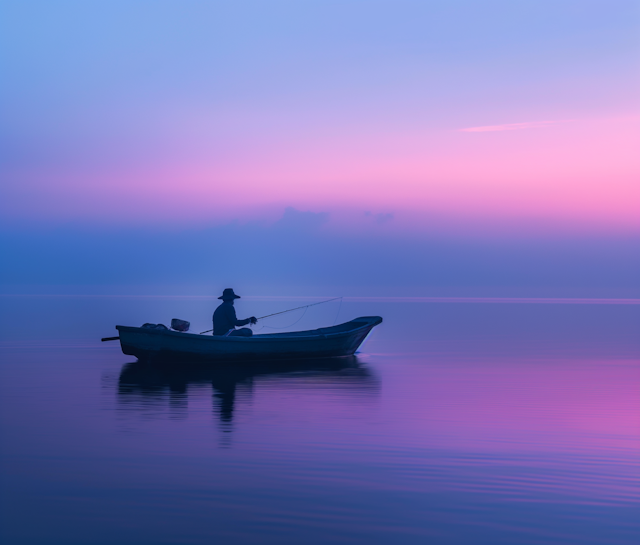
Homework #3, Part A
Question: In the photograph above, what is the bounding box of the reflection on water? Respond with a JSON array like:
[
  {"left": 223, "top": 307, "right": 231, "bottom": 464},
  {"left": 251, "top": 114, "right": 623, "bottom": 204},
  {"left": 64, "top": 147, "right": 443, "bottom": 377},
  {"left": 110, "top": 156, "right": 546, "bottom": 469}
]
[
  {"left": 117, "top": 357, "right": 378, "bottom": 432},
  {"left": 1, "top": 295, "right": 639, "bottom": 545}
]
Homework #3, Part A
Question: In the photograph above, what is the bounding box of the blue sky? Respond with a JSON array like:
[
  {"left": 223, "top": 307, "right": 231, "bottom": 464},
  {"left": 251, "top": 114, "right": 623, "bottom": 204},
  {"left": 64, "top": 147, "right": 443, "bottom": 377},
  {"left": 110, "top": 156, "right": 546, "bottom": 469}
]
[{"left": 0, "top": 1, "right": 638, "bottom": 295}]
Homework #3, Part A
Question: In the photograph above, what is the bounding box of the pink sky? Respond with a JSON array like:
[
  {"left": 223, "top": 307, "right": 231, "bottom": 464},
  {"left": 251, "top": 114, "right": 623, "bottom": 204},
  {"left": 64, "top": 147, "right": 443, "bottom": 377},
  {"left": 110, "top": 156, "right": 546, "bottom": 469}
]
[
  {"left": 4, "top": 115, "right": 638, "bottom": 235},
  {"left": 1, "top": 2, "right": 639, "bottom": 241}
]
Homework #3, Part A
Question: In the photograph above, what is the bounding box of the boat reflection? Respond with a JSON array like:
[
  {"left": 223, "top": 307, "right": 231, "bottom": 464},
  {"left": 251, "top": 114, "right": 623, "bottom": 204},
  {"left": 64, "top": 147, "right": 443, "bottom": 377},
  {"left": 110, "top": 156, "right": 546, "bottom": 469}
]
[{"left": 117, "top": 356, "right": 379, "bottom": 429}]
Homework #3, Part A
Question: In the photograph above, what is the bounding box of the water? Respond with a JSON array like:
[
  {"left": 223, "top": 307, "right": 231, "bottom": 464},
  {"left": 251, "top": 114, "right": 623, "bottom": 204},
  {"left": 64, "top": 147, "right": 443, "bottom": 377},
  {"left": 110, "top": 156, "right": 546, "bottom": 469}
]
[{"left": 1, "top": 295, "right": 638, "bottom": 544}]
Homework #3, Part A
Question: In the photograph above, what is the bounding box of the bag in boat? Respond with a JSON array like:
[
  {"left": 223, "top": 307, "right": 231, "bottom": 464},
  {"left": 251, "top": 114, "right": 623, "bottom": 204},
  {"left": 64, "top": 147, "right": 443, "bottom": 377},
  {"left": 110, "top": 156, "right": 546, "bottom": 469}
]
[
  {"left": 142, "top": 323, "right": 169, "bottom": 330},
  {"left": 170, "top": 318, "right": 190, "bottom": 332}
]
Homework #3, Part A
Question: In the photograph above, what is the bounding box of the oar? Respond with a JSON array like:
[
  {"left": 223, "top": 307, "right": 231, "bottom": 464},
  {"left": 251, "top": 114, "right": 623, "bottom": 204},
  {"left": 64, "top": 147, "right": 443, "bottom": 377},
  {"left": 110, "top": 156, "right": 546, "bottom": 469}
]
[
  {"left": 199, "top": 297, "right": 342, "bottom": 334},
  {"left": 101, "top": 336, "right": 120, "bottom": 342}
]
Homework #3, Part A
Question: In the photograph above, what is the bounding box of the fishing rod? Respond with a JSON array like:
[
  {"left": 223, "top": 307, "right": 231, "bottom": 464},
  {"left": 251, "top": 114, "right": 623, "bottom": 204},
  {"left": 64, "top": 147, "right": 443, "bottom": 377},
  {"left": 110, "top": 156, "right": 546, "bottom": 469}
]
[
  {"left": 256, "top": 297, "right": 342, "bottom": 321},
  {"left": 199, "top": 297, "right": 342, "bottom": 335}
]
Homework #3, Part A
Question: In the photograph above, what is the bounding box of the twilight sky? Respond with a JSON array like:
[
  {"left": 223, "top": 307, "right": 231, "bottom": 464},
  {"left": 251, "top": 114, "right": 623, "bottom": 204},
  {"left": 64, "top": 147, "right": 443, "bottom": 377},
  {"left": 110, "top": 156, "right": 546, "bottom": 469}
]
[{"left": 1, "top": 1, "right": 639, "bottom": 295}]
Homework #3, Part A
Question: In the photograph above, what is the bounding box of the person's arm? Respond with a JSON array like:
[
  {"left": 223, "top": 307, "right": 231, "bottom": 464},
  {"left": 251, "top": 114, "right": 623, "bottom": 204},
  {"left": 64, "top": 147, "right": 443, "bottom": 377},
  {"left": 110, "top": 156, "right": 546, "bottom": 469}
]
[{"left": 230, "top": 306, "right": 257, "bottom": 326}]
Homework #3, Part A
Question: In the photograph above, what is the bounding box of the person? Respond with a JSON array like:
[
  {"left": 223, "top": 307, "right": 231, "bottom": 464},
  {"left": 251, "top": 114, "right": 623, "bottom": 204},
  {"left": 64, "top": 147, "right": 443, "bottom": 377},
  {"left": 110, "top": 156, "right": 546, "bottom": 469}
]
[{"left": 212, "top": 288, "right": 257, "bottom": 337}]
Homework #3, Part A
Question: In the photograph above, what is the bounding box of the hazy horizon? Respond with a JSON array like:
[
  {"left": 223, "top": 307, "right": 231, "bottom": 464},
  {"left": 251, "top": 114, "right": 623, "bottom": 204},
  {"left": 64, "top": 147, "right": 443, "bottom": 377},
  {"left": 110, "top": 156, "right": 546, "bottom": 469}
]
[{"left": 1, "top": 204, "right": 638, "bottom": 297}]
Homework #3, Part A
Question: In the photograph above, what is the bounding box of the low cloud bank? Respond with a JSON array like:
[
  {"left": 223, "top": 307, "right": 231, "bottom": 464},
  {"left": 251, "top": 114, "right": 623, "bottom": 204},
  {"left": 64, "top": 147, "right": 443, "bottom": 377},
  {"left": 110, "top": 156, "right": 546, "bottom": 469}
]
[{"left": 1, "top": 208, "right": 638, "bottom": 298}]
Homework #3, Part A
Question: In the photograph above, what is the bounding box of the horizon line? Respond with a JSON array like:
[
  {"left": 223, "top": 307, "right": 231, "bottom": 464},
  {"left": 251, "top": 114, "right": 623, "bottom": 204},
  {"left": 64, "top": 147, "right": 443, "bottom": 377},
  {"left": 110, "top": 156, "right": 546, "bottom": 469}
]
[{"left": 0, "top": 294, "right": 638, "bottom": 305}]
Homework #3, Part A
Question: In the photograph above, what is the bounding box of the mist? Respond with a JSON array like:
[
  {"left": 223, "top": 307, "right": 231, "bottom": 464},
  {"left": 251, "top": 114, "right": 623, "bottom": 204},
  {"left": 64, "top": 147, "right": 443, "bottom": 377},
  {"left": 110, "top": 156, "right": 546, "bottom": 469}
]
[{"left": 2, "top": 208, "right": 638, "bottom": 298}]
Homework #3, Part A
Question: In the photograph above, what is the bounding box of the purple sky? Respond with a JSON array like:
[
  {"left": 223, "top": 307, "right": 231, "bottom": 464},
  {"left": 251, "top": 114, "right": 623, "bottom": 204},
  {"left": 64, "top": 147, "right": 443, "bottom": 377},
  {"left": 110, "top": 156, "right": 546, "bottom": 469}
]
[{"left": 0, "top": 1, "right": 638, "bottom": 295}]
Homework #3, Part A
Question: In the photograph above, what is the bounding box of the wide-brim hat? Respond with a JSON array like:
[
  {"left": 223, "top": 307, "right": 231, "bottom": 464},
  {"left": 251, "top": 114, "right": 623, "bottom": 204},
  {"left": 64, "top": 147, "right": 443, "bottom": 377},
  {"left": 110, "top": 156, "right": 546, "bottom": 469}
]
[{"left": 219, "top": 288, "right": 241, "bottom": 300}]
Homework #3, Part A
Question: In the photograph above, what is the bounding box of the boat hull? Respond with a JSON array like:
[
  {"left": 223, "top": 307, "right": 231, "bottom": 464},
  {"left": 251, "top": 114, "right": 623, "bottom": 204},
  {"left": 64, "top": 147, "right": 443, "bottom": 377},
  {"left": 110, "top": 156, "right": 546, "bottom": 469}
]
[{"left": 116, "top": 316, "right": 382, "bottom": 362}]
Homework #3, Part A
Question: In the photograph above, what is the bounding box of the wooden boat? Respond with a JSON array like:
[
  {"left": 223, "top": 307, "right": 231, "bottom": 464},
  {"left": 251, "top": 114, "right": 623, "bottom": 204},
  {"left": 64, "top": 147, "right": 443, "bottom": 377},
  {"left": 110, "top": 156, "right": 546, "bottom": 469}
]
[{"left": 115, "top": 316, "right": 382, "bottom": 362}]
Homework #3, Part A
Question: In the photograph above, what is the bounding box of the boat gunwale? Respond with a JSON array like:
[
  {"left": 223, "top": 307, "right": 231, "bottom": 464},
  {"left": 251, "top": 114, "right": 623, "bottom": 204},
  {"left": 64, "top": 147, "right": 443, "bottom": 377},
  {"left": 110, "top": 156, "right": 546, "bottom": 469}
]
[{"left": 116, "top": 316, "right": 382, "bottom": 342}]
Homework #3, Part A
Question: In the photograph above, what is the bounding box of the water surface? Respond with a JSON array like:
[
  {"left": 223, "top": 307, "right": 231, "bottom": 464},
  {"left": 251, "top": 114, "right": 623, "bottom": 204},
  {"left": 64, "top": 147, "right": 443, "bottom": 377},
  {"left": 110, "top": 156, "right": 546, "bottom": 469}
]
[{"left": 1, "top": 295, "right": 638, "bottom": 544}]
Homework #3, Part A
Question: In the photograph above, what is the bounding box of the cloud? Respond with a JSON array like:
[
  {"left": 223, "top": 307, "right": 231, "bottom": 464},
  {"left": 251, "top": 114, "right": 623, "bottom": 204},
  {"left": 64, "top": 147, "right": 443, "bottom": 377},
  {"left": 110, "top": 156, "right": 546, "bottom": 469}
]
[
  {"left": 459, "top": 120, "right": 564, "bottom": 133},
  {"left": 272, "top": 207, "right": 329, "bottom": 232},
  {"left": 365, "top": 211, "right": 394, "bottom": 225}
]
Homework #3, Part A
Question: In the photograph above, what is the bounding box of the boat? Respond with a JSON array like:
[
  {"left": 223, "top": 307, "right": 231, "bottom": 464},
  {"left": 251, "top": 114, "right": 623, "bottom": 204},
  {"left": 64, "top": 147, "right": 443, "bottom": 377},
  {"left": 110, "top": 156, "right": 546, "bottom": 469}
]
[{"left": 115, "top": 316, "right": 382, "bottom": 362}]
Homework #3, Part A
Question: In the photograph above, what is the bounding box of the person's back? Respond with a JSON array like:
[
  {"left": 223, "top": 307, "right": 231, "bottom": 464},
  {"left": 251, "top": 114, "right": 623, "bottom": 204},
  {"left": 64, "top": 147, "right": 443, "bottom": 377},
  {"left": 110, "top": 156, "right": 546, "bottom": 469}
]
[
  {"left": 213, "top": 301, "right": 239, "bottom": 335},
  {"left": 212, "top": 288, "right": 257, "bottom": 336}
]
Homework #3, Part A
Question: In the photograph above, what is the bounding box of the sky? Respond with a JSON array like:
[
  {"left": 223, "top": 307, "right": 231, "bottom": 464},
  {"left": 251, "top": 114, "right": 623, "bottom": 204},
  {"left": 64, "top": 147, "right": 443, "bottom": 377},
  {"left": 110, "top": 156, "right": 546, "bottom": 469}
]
[{"left": 0, "top": 0, "right": 639, "bottom": 296}]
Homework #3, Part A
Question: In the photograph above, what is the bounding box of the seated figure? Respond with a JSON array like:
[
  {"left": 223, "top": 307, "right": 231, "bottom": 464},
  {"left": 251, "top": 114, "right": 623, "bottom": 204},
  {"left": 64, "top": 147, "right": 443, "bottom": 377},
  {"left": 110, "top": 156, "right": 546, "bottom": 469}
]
[{"left": 212, "top": 288, "right": 257, "bottom": 337}]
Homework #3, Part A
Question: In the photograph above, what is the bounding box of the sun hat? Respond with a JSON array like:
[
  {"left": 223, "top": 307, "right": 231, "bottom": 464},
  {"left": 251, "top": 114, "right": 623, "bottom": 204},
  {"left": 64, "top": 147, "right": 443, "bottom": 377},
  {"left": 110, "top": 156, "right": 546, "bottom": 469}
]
[{"left": 219, "top": 288, "right": 241, "bottom": 301}]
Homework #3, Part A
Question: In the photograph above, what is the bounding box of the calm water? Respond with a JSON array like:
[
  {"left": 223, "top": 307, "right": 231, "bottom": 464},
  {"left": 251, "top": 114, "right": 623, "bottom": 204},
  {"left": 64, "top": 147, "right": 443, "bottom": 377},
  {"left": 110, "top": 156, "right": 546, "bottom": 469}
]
[{"left": 1, "top": 295, "right": 639, "bottom": 544}]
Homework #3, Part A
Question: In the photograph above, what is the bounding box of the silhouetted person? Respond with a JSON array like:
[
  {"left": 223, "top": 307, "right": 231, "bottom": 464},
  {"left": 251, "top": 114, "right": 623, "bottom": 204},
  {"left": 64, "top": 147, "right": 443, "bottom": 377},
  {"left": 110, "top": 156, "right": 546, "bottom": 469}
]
[{"left": 212, "top": 288, "right": 257, "bottom": 337}]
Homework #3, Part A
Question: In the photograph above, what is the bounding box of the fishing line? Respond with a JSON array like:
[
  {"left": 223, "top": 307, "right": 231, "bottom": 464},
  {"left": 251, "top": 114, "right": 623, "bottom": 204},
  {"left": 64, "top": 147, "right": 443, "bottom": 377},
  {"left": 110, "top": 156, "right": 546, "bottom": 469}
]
[
  {"left": 258, "top": 306, "right": 309, "bottom": 330},
  {"left": 333, "top": 297, "right": 343, "bottom": 326}
]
